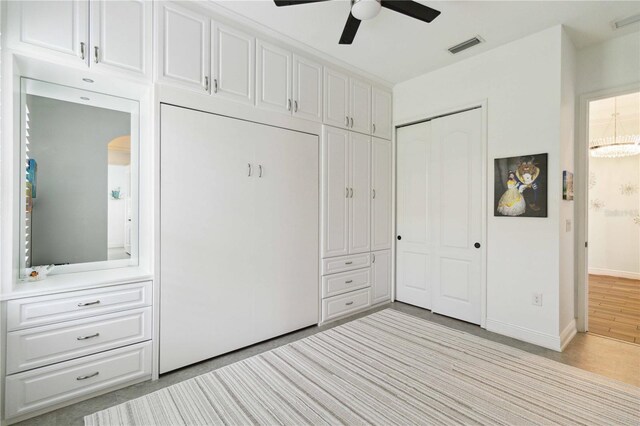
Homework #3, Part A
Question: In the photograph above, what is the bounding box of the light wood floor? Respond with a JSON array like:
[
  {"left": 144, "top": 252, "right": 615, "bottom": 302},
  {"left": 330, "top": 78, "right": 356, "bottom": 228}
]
[{"left": 589, "top": 274, "right": 640, "bottom": 344}]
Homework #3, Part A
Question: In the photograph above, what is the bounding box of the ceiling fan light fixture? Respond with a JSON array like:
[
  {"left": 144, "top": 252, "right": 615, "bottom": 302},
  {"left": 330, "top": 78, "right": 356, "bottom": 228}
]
[{"left": 351, "top": 0, "right": 381, "bottom": 21}]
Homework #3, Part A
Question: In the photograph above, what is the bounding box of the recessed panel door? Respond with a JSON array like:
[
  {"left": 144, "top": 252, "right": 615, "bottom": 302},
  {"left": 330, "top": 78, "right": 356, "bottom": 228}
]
[
  {"left": 349, "top": 132, "right": 371, "bottom": 254},
  {"left": 322, "top": 126, "right": 350, "bottom": 258}
]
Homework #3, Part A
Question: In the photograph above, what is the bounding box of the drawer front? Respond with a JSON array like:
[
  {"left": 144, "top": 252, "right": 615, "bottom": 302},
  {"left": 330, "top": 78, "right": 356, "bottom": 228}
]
[
  {"left": 322, "top": 268, "right": 371, "bottom": 298},
  {"left": 322, "top": 288, "right": 370, "bottom": 322},
  {"left": 6, "top": 307, "right": 152, "bottom": 374},
  {"left": 322, "top": 253, "right": 370, "bottom": 275},
  {"left": 5, "top": 341, "right": 152, "bottom": 419},
  {"left": 7, "top": 281, "right": 152, "bottom": 331}
]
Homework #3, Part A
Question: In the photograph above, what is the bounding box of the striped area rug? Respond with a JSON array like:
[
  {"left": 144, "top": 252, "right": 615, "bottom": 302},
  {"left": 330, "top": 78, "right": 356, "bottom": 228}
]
[{"left": 86, "top": 309, "right": 640, "bottom": 425}]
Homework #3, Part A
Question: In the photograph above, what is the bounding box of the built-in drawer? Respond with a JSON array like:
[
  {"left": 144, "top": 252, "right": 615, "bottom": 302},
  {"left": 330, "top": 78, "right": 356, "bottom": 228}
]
[
  {"left": 5, "top": 341, "right": 152, "bottom": 419},
  {"left": 7, "top": 281, "right": 152, "bottom": 331},
  {"left": 322, "top": 288, "right": 370, "bottom": 322},
  {"left": 322, "top": 268, "right": 371, "bottom": 298},
  {"left": 322, "top": 253, "right": 370, "bottom": 276},
  {"left": 6, "top": 307, "right": 152, "bottom": 374}
]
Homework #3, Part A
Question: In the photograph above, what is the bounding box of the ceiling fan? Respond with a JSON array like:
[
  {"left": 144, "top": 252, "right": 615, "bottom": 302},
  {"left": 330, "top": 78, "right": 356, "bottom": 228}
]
[{"left": 273, "top": 0, "right": 441, "bottom": 45}]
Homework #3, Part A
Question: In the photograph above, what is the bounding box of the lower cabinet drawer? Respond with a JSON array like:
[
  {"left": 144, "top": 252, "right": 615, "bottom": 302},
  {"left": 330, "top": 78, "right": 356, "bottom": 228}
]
[
  {"left": 322, "top": 288, "right": 370, "bottom": 322},
  {"left": 322, "top": 253, "right": 371, "bottom": 275},
  {"left": 5, "top": 341, "right": 152, "bottom": 419},
  {"left": 322, "top": 268, "right": 371, "bottom": 298},
  {"left": 6, "top": 307, "right": 152, "bottom": 374}
]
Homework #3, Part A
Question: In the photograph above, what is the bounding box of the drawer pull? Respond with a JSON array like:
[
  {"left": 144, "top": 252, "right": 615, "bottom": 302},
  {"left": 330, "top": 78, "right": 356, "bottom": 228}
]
[
  {"left": 77, "top": 300, "right": 100, "bottom": 307},
  {"left": 76, "top": 371, "right": 99, "bottom": 381},
  {"left": 77, "top": 333, "right": 100, "bottom": 341},
  {"left": 345, "top": 280, "right": 353, "bottom": 284},
  {"left": 345, "top": 301, "right": 354, "bottom": 306},
  {"left": 345, "top": 261, "right": 353, "bottom": 265}
]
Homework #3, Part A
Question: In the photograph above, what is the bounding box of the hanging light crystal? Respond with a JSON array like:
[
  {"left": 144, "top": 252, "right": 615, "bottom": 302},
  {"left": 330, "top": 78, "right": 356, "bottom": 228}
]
[{"left": 590, "top": 96, "right": 640, "bottom": 158}]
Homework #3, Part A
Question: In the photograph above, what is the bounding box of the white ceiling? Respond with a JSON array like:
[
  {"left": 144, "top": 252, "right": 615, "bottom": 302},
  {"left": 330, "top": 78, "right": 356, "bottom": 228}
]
[{"left": 215, "top": 0, "right": 640, "bottom": 84}]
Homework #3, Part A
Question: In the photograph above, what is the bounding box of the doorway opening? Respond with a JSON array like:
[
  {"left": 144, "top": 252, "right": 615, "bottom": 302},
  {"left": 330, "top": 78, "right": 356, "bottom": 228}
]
[{"left": 586, "top": 91, "right": 640, "bottom": 344}]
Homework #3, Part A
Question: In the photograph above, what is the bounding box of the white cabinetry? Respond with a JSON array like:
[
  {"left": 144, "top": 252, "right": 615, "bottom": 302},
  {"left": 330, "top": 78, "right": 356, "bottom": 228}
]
[
  {"left": 293, "top": 55, "right": 323, "bottom": 122},
  {"left": 349, "top": 132, "right": 372, "bottom": 254},
  {"left": 349, "top": 78, "right": 372, "bottom": 134},
  {"left": 324, "top": 68, "right": 350, "bottom": 129},
  {"left": 371, "top": 137, "right": 392, "bottom": 251},
  {"left": 371, "top": 250, "right": 391, "bottom": 305},
  {"left": 212, "top": 23, "right": 255, "bottom": 104},
  {"left": 372, "top": 87, "right": 393, "bottom": 140}
]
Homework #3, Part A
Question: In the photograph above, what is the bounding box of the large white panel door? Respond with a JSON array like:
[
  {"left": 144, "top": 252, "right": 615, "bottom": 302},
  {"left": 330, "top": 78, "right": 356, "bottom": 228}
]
[
  {"left": 430, "top": 109, "right": 483, "bottom": 325},
  {"left": 349, "top": 132, "right": 371, "bottom": 254},
  {"left": 256, "top": 40, "right": 292, "bottom": 114},
  {"left": 372, "top": 87, "right": 392, "bottom": 140},
  {"left": 349, "top": 78, "right": 372, "bottom": 134},
  {"left": 253, "top": 129, "right": 319, "bottom": 340},
  {"left": 9, "top": 0, "right": 89, "bottom": 63},
  {"left": 322, "top": 126, "right": 350, "bottom": 258},
  {"left": 396, "top": 122, "right": 432, "bottom": 309},
  {"left": 324, "top": 68, "right": 350, "bottom": 129},
  {"left": 160, "top": 105, "right": 255, "bottom": 373},
  {"left": 212, "top": 23, "right": 255, "bottom": 104},
  {"left": 371, "top": 137, "right": 392, "bottom": 251},
  {"left": 91, "top": 0, "right": 150, "bottom": 77},
  {"left": 159, "top": 3, "right": 210, "bottom": 93},
  {"left": 293, "top": 55, "right": 323, "bottom": 122},
  {"left": 372, "top": 250, "right": 391, "bottom": 304}
]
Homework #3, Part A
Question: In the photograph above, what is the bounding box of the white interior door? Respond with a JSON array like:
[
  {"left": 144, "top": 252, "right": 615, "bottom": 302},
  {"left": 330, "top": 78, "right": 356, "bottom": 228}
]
[
  {"left": 349, "top": 132, "right": 371, "bottom": 254},
  {"left": 430, "top": 109, "right": 483, "bottom": 325},
  {"left": 322, "top": 126, "right": 350, "bottom": 258},
  {"left": 371, "top": 137, "right": 392, "bottom": 251},
  {"left": 396, "top": 122, "right": 432, "bottom": 309},
  {"left": 213, "top": 23, "right": 254, "bottom": 104},
  {"left": 256, "top": 40, "right": 292, "bottom": 114}
]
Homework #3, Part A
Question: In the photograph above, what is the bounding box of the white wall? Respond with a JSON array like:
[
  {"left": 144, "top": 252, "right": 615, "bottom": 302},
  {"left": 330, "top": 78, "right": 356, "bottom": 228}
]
[{"left": 394, "top": 26, "right": 574, "bottom": 350}]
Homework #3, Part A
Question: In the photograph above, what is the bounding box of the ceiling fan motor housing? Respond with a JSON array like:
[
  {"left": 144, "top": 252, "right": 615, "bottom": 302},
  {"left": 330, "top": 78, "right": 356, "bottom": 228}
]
[{"left": 351, "top": 0, "right": 382, "bottom": 20}]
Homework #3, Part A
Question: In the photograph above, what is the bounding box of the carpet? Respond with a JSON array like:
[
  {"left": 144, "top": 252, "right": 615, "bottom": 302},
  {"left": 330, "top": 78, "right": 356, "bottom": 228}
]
[{"left": 86, "top": 309, "right": 640, "bottom": 425}]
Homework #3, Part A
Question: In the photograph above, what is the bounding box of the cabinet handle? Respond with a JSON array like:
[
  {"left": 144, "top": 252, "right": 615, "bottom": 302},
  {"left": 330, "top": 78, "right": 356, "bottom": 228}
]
[
  {"left": 372, "top": 189, "right": 376, "bottom": 199},
  {"left": 214, "top": 78, "right": 218, "bottom": 93},
  {"left": 345, "top": 116, "right": 349, "bottom": 127},
  {"left": 248, "top": 163, "right": 252, "bottom": 177},
  {"left": 345, "top": 280, "right": 353, "bottom": 284},
  {"left": 80, "top": 42, "right": 86, "bottom": 60},
  {"left": 373, "top": 123, "right": 376, "bottom": 134},
  {"left": 345, "top": 261, "right": 353, "bottom": 265},
  {"left": 350, "top": 188, "right": 353, "bottom": 198},
  {"left": 93, "top": 46, "right": 99, "bottom": 63},
  {"left": 350, "top": 117, "right": 354, "bottom": 128},
  {"left": 346, "top": 187, "right": 349, "bottom": 198},
  {"left": 287, "top": 99, "right": 292, "bottom": 111},
  {"left": 77, "top": 332, "right": 100, "bottom": 341},
  {"left": 345, "top": 301, "right": 354, "bottom": 306},
  {"left": 258, "top": 165, "right": 263, "bottom": 178},
  {"left": 204, "top": 76, "right": 209, "bottom": 92},
  {"left": 76, "top": 372, "right": 99, "bottom": 381},
  {"left": 294, "top": 100, "right": 298, "bottom": 112},
  {"left": 77, "top": 300, "right": 100, "bottom": 307},
  {"left": 372, "top": 253, "right": 376, "bottom": 263}
]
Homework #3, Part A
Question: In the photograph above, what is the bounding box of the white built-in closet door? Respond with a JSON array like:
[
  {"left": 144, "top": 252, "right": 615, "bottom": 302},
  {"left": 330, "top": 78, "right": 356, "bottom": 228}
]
[
  {"left": 322, "top": 126, "right": 350, "bottom": 258},
  {"left": 430, "top": 109, "right": 483, "bottom": 325},
  {"left": 371, "top": 137, "right": 392, "bottom": 251},
  {"left": 349, "top": 132, "right": 371, "bottom": 254},
  {"left": 396, "top": 122, "right": 432, "bottom": 309}
]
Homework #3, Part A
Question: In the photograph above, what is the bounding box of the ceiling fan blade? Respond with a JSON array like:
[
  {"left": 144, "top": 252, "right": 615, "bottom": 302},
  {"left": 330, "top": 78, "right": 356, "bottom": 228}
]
[
  {"left": 381, "top": 0, "right": 441, "bottom": 23},
  {"left": 274, "top": 0, "right": 332, "bottom": 6},
  {"left": 339, "top": 13, "right": 361, "bottom": 45}
]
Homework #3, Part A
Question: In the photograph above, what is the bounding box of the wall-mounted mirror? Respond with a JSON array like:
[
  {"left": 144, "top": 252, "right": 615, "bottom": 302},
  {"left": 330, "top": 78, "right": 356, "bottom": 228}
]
[{"left": 20, "top": 78, "right": 139, "bottom": 279}]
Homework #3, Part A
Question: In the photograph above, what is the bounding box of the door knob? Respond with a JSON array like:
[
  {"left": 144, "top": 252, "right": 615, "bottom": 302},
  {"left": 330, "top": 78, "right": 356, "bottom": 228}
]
[
  {"left": 397, "top": 235, "right": 402, "bottom": 240},
  {"left": 474, "top": 242, "right": 481, "bottom": 248}
]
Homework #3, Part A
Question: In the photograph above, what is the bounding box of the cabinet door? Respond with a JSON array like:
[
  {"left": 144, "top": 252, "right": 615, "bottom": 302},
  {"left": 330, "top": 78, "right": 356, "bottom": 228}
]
[
  {"left": 293, "top": 55, "right": 323, "bottom": 122},
  {"left": 256, "top": 40, "right": 292, "bottom": 114},
  {"left": 158, "top": 3, "right": 210, "bottom": 93},
  {"left": 371, "top": 250, "right": 391, "bottom": 304},
  {"left": 371, "top": 137, "right": 392, "bottom": 251},
  {"left": 324, "top": 68, "right": 350, "bottom": 129},
  {"left": 350, "top": 78, "right": 372, "bottom": 134},
  {"left": 8, "top": 0, "right": 89, "bottom": 64},
  {"left": 322, "top": 126, "right": 350, "bottom": 258},
  {"left": 372, "top": 87, "right": 392, "bottom": 140},
  {"left": 213, "top": 23, "right": 255, "bottom": 104},
  {"left": 90, "top": 0, "right": 151, "bottom": 77},
  {"left": 349, "top": 132, "right": 371, "bottom": 254}
]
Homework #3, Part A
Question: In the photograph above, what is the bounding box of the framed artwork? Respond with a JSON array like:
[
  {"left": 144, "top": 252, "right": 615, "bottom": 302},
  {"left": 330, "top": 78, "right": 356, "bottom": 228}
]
[
  {"left": 563, "top": 171, "right": 574, "bottom": 200},
  {"left": 494, "top": 153, "right": 548, "bottom": 218}
]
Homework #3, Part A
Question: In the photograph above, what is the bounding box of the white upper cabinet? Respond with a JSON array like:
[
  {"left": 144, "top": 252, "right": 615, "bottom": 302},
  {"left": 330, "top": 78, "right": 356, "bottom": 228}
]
[
  {"left": 349, "top": 78, "right": 372, "bottom": 135},
  {"left": 293, "top": 55, "right": 323, "bottom": 122},
  {"left": 256, "top": 40, "right": 292, "bottom": 114},
  {"left": 158, "top": 2, "right": 210, "bottom": 93},
  {"left": 212, "top": 24, "right": 255, "bottom": 104},
  {"left": 91, "top": 0, "right": 151, "bottom": 77},
  {"left": 372, "top": 87, "right": 392, "bottom": 140},
  {"left": 324, "top": 68, "right": 350, "bottom": 130},
  {"left": 371, "top": 137, "right": 392, "bottom": 251},
  {"left": 7, "top": 0, "right": 89, "bottom": 64},
  {"left": 322, "top": 126, "right": 350, "bottom": 258}
]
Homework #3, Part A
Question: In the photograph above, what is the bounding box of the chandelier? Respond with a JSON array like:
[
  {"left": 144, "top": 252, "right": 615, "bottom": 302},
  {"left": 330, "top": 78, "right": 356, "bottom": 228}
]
[{"left": 589, "top": 96, "right": 640, "bottom": 158}]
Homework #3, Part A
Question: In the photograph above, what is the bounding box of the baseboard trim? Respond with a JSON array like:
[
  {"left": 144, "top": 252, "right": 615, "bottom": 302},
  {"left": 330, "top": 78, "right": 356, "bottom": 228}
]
[
  {"left": 559, "top": 318, "right": 577, "bottom": 351},
  {"left": 588, "top": 268, "right": 640, "bottom": 280},
  {"left": 486, "top": 318, "right": 561, "bottom": 351}
]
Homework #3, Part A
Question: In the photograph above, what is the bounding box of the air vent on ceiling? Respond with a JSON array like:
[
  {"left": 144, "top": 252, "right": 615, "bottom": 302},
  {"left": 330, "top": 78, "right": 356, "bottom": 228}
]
[
  {"left": 612, "top": 13, "right": 640, "bottom": 30},
  {"left": 448, "top": 36, "right": 483, "bottom": 55}
]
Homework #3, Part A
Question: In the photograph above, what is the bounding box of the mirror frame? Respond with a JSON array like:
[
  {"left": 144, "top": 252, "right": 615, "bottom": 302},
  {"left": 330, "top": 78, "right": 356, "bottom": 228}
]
[{"left": 19, "top": 78, "right": 140, "bottom": 278}]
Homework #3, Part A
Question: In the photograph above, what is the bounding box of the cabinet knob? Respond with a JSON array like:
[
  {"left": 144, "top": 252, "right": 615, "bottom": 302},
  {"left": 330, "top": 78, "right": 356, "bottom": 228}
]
[{"left": 474, "top": 242, "right": 481, "bottom": 249}]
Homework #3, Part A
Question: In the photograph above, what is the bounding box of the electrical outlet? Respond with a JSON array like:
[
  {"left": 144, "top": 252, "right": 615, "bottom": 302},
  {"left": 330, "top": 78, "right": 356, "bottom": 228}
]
[{"left": 532, "top": 293, "right": 543, "bottom": 306}]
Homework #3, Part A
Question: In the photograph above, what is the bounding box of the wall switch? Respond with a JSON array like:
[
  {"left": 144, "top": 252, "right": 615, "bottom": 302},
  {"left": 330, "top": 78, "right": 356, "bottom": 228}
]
[
  {"left": 532, "top": 293, "right": 543, "bottom": 306},
  {"left": 565, "top": 219, "right": 572, "bottom": 232}
]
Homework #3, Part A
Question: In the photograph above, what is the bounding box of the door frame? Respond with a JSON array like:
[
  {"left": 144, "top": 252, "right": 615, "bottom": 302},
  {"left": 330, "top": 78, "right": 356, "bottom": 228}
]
[
  {"left": 392, "top": 99, "right": 488, "bottom": 328},
  {"left": 575, "top": 82, "right": 640, "bottom": 332}
]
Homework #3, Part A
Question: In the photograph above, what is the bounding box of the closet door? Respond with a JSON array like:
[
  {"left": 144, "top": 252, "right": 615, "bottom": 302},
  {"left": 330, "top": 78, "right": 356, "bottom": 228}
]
[
  {"left": 322, "top": 126, "right": 350, "bottom": 258},
  {"left": 372, "top": 250, "right": 391, "bottom": 304},
  {"left": 256, "top": 40, "right": 292, "bottom": 114},
  {"left": 349, "top": 132, "right": 371, "bottom": 254},
  {"left": 160, "top": 105, "right": 256, "bottom": 373},
  {"left": 158, "top": 3, "right": 210, "bottom": 93},
  {"left": 324, "top": 68, "right": 350, "bottom": 129},
  {"left": 292, "top": 55, "right": 323, "bottom": 122},
  {"left": 372, "top": 87, "right": 392, "bottom": 140},
  {"left": 253, "top": 128, "right": 319, "bottom": 340},
  {"left": 212, "top": 23, "right": 255, "bottom": 104},
  {"left": 90, "top": 0, "right": 151, "bottom": 77},
  {"left": 349, "top": 78, "right": 372, "bottom": 134},
  {"left": 371, "top": 137, "right": 392, "bottom": 251}
]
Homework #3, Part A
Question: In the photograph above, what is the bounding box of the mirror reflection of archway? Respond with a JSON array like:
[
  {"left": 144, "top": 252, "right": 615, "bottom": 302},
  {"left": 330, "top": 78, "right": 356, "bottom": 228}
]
[{"left": 108, "top": 135, "right": 132, "bottom": 260}]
